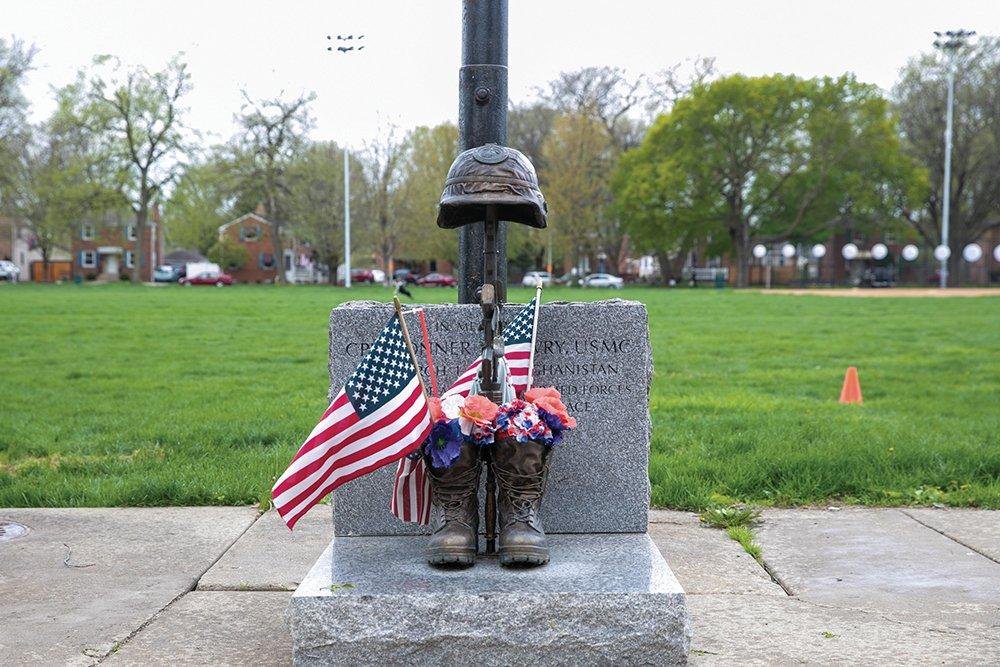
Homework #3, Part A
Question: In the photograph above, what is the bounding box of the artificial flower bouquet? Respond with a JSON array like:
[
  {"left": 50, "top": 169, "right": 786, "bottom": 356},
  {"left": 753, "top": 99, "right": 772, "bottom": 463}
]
[{"left": 422, "top": 387, "right": 576, "bottom": 469}]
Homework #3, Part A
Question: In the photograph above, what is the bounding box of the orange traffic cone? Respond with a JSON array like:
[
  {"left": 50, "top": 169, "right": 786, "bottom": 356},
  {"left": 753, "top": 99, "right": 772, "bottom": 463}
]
[{"left": 839, "top": 367, "right": 863, "bottom": 405}]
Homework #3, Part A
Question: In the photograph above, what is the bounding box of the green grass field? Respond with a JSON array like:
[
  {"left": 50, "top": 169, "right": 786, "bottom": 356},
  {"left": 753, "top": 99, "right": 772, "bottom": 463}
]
[{"left": 1, "top": 283, "right": 998, "bottom": 510}]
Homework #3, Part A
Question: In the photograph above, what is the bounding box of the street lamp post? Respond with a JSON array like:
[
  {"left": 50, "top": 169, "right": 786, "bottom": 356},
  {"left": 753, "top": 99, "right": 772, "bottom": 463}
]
[
  {"left": 343, "top": 147, "right": 351, "bottom": 288},
  {"left": 933, "top": 29, "right": 976, "bottom": 289}
]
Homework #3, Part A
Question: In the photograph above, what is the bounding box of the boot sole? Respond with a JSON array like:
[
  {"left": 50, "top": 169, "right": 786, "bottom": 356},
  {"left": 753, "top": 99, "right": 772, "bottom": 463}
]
[
  {"left": 427, "top": 550, "right": 476, "bottom": 567},
  {"left": 499, "top": 547, "right": 549, "bottom": 567}
]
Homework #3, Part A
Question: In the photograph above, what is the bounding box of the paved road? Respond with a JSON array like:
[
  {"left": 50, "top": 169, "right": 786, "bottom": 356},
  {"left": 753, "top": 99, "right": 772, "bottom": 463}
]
[{"left": 1, "top": 507, "right": 997, "bottom": 664}]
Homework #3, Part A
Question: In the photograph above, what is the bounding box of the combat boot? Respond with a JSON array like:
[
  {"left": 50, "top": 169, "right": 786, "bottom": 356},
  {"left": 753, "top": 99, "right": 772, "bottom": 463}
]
[
  {"left": 426, "top": 443, "right": 481, "bottom": 566},
  {"left": 491, "top": 438, "right": 552, "bottom": 567}
]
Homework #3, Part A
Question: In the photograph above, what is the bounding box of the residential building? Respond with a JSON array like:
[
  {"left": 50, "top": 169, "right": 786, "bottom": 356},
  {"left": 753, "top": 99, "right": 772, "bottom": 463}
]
[
  {"left": 71, "top": 207, "right": 164, "bottom": 282},
  {"left": 217, "top": 211, "right": 323, "bottom": 284},
  {"left": 1, "top": 216, "right": 72, "bottom": 281}
]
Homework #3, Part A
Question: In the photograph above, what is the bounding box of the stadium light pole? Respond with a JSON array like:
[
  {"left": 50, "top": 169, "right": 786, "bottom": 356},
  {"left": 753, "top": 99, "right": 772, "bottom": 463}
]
[
  {"left": 933, "top": 29, "right": 975, "bottom": 289},
  {"left": 327, "top": 33, "right": 365, "bottom": 287}
]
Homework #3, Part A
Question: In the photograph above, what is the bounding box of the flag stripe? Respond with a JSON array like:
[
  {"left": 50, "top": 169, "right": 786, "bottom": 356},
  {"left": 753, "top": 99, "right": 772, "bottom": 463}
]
[
  {"left": 279, "top": 397, "right": 430, "bottom": 527},
  {"left": 283, "top": 414, "right": 430, "bottom": 528}
]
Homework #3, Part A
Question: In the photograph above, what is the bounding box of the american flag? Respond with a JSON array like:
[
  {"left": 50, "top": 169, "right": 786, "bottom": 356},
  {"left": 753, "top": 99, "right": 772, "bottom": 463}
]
[
  {"left": 443, "top": 296, "right": 537, "bottom": 399},
  {"left": 391, "top": 297, "right": 539, "bottom": 524},
  {"left": 273, "top": 314, "right": 432, "bottom": 529}
]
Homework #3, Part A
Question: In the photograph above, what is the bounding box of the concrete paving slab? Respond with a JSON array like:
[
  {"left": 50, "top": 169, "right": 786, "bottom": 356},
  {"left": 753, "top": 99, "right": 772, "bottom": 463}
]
[
  {"left": 902, "top": 508, "right": 1000, "bottom": 564},
  {"left": 198, "top": 510, "right": 330, "bottom": 591},
  {"left": 756, "top": 508, "right": 1000, "bottom": 635},
  {"left": 108, "top": 592, "right": 291, "bottom": 666},
  {"left": 0, "top": 507, "right": 258, "bottom": 665},
  {"left": 688, "top": 594, "right": 1000, "bottom": 665},
  {"left": 648, "top": 512, "right": 784, "bottom": 596}
]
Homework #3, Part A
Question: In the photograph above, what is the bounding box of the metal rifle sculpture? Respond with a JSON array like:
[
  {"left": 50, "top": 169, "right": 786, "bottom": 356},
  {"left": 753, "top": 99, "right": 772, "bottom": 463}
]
[{"left": 433, "top": 143, "right": 549, "bottom": 563}]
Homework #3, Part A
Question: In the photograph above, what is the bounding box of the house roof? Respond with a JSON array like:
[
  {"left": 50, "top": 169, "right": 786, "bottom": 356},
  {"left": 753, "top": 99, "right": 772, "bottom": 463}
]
[
  {"left": 165, "top": 249, "right": 208, "bottom": 263},
  {"left": 217, "top": 212, "right": 271, "bottom": 234}
]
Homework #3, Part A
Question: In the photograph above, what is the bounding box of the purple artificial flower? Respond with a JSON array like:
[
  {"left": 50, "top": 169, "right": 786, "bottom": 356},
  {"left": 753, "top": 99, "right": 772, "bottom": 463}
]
[
  {"left": 425, "top": 419, "right": 464, "bottom": 469},
  {"left": 537, "top": 407, "right": 565, "bottom": 446}
]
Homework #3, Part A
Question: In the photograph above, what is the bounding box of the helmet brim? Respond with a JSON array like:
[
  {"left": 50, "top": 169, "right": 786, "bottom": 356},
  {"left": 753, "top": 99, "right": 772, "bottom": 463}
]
[{"left": 436, "top": 194, "right": 547, "bottom": 229}]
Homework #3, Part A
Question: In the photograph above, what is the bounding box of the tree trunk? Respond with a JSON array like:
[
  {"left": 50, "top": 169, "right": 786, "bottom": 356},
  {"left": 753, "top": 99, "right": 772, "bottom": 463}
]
[
  {"left": 133, "top": 200, "right": 148, "bottom": 284},
  {"left": 40, "top": 246, "right": 51, "bottom": 283},
  {"left": 268, "top": 191, "right": 285, "bottom": 284},
  {"left": 730, "top": 220, "right": 751, "bottom": 288}
]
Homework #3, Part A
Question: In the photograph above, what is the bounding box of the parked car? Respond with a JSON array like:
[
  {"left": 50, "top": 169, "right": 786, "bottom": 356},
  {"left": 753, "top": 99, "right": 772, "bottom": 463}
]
[
  {"left": 350, "top": 268, "right": 376, "bottom": 284},
  {"left": 179, "top": 271, "right": 233, "bottom": 286},
  {"left": 371, "top": 269, "right": 386, "bottom": 284},
  {"left": 393, "top": 268, "right": 420, "bottom": 284},
  {"left": 858, "top": 267, "right": 895, "bottom": 288},
  {"left": 521, "top": 270, "right": 552, "bottom": 288},
  {"left": 417, "top": 272, "right": 457, "bottom": 287},
  {"left": 580, "top": 272, "right": 624, "bottom": 289},
  {"left": 153, "top": 265, "right": 183, "bottom": 282},
  {"left": 0, "top": 260, "right": 20, "bottom": 282}
]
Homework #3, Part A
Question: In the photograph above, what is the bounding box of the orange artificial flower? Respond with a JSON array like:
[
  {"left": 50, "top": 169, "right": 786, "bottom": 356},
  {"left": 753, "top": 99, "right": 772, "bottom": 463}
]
[
  {"left": 530, "top": 391, "right": 577, "bottom": 429},
  {"left": 428, "top": 396, "right": 445, "bottom": 423},
  {"left": 460, "top": 394, "right": 500, "bottom": 426},
  {"left": 524, "top": 387, "right": 561, "bottom": 403}
]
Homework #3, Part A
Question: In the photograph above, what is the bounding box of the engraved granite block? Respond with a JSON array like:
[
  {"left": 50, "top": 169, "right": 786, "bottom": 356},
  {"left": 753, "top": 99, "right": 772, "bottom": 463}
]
[
  {"left": 288, "top": 533, "right": 691, "bottom": 665},
  {"left": 327, "top": 300, "right": 652, "bottom": 536}
]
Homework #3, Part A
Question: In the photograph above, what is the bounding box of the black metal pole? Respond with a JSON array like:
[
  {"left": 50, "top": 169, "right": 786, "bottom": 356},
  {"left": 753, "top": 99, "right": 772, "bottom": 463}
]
[{"left": 457, "top": 0, "right": 508, "bottom": 304}]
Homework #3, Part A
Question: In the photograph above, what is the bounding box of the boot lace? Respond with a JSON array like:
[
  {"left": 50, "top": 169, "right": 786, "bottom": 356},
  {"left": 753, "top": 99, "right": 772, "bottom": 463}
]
[
  {"left": 493, "top": 464, "right": 546, "bottom": 525},
  {"left": 432, "top": 465, "right": 479, "bottom": 523}
]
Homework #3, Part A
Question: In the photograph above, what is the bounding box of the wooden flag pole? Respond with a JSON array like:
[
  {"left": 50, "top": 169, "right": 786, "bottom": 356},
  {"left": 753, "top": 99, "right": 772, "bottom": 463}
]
[
  {"left": 416, "top": 309, "right": 439, "bottom": 398},
  {"left": 394, "top": 297, "right": 429, "bottom": 400},
  {"left": 525, "top": 285, "right": 543, "bottom": 392}
]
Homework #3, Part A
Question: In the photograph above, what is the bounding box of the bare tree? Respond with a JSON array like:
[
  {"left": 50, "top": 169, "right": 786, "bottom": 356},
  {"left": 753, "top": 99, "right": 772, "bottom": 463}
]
[
  {"left": 0, "top": 37, "right": 36, "bottom": 207},
  {"left": 540, "top": 66, "right": 646, "bottom": 152},
  {"left": 78, "top": 55, "right": 192, "bottom": 281},
  {"left": 893, "top": 37, "right": 1000, "bottom": 258},
  {"left": 359, "top": 123, "right": 409, "bottom": 278},
  {"left": 232, "top": 91, "right": 314, "bottom": 283}
]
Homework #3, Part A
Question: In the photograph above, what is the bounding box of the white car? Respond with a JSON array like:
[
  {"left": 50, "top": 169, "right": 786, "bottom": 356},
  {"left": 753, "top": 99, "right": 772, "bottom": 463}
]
[
  {"left": 521, "top": 271, "right": 552, "bottom": 287},
  {"left": 0, "top": 260, "right": 20, "bottom": 282},
  {"left": 581, "top": 272, "right": 624, "bottom": 289}
]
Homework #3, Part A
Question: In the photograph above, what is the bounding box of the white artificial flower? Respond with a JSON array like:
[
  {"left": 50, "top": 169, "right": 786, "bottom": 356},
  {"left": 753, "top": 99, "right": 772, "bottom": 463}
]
[{"left": 440, "top": 394, "right": 464, "bottom": 420}]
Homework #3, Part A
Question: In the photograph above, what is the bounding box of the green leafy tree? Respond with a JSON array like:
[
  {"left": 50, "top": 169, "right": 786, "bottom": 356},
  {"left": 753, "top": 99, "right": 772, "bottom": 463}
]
[
  {"left": 165, "top": 156, "right": 232, "bottom": 255},
  {"left": 206, "top": 237, "right": 248, "bottom": 272},
  {"left": 394, "top": 122, "right": 459, "bottom": 265},
  {"left": 893, "top": 36, "right": 1000, "bottom": 259},
  {"left": 284, "top": 141, "right": 366, "bottom": 279},
  {"left": 620, "top": 74, "right": 925, "bottom": 287},
  {"left": 541, "top": 113, "right": 617, "bottom": 273}
]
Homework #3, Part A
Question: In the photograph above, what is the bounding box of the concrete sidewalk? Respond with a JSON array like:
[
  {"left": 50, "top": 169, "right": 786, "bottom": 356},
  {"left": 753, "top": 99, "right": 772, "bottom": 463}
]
[{"left": 1, "top": 507, "right": 998, "bottom": 665}]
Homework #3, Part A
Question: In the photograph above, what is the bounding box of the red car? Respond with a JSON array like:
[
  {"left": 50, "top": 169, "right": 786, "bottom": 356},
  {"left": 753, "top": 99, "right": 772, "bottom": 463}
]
[
  {"left": 180, "top": 271, "right": 234, "bottom": 286},
  {"left": 416, "top": 272, "right": 457, "bottom": 287}
]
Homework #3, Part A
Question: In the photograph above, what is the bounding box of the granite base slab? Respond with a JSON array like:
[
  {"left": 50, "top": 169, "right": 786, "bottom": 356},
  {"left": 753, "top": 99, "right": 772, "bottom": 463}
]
[{"left": 288, "top": 533, "right": 691, "bottom": 665}]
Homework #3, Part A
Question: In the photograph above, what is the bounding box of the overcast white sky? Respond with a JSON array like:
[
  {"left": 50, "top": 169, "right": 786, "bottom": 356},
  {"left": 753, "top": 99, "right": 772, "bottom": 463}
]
[{"left": 6, "top": 1, "right": 999, "bottom": 147}]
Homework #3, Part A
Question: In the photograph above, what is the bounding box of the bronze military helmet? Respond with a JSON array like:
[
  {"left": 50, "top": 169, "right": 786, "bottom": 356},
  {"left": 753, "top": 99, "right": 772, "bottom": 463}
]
[{"left": 436, "top": 143, "right": 547, "bottom": 229}]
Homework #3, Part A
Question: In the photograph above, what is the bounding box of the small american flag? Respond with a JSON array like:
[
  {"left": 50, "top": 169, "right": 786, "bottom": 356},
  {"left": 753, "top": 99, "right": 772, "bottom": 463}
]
[
  {"left": 390, "top": 454, "right": 432, "bottom": 525},
  {"left": 273, "top": 314, "right": 432, "bottom": 529},
  {"left": 443, "top": 296, "right": 537, "bottom": 399},
  {"left": 391, "top": 297, "right": 539, "bottom": 524}
]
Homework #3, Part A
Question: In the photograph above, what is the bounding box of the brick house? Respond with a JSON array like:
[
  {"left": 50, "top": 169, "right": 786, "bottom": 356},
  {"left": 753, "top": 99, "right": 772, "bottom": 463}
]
[
  {"left": 218, "top": 211, "right": 325, "bottom": 284},
  {"left": 71, "top": 207, "right": 164, "bottom": 282}
]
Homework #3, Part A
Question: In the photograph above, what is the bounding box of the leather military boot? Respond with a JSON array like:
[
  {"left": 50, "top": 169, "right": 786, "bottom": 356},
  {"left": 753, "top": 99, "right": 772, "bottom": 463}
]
[
  {"left": 426, "top": 443, "right": 481, "bottom": 566},
  {"left": 491, "top": 438, "right": 552, "bottom": 567}
]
